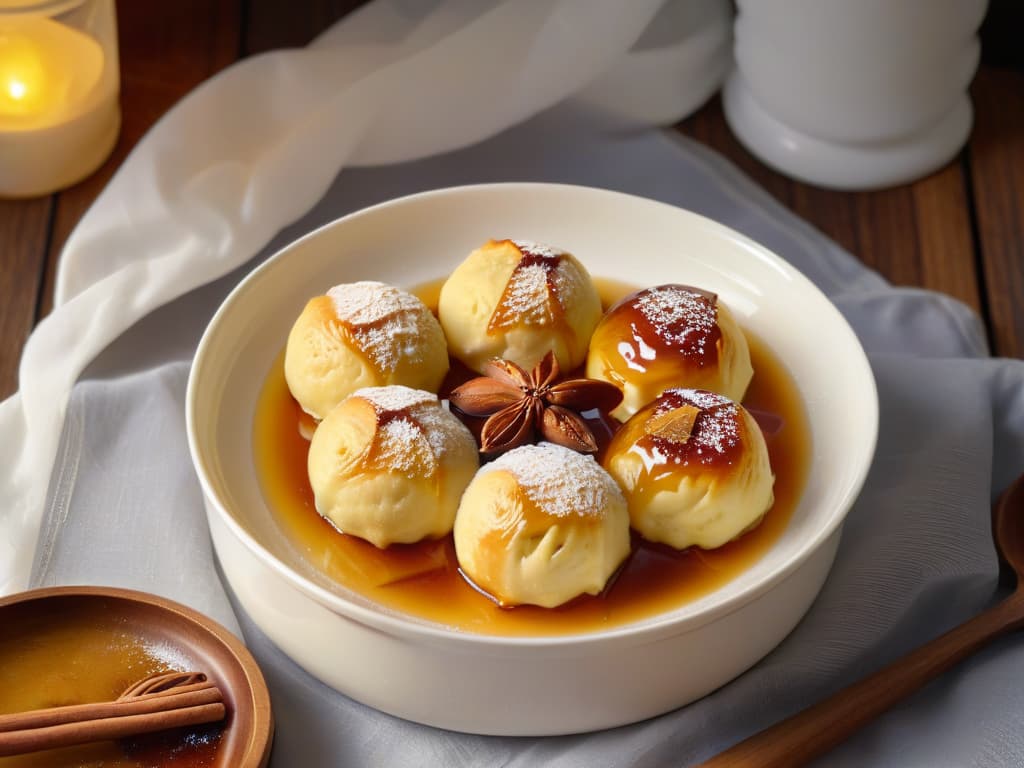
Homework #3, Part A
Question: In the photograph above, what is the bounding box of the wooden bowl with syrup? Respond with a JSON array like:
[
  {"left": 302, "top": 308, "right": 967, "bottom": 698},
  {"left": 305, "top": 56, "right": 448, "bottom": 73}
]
[{"left": 0, "top": 586, "right": 272, "bottom": 768}]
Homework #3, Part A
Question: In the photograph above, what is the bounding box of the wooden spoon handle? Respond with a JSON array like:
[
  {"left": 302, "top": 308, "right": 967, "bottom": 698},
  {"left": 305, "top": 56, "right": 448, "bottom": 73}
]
[{"left": 700, "top": 592, "right": 1024, "bottom": 768}]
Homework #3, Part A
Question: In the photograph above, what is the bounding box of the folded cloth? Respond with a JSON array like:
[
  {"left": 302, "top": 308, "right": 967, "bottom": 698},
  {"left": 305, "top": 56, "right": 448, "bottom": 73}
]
[{"left": 30, "top": 102, "right": 1024, "bottom": 766}]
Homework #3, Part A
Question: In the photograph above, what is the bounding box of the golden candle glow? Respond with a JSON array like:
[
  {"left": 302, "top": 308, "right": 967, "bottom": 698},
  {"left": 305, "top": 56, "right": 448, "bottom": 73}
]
[
  {"left": 0, "top": 0, "right": 120, "bottom": 197},
  {"left": 0, "top": 32, "right": 45, "bottom": 118},
  {"left": 0, "top": 16, "right": 104, "bottom": 128}
]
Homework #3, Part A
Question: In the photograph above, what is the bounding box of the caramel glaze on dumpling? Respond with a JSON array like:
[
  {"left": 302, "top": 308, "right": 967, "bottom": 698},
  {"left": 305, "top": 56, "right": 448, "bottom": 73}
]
[
  {"left": 602, "top": 388, "right": 774, "bottom": 551},
  {"left": 586, "top": 284, "right": 753, "bottom": 420}
]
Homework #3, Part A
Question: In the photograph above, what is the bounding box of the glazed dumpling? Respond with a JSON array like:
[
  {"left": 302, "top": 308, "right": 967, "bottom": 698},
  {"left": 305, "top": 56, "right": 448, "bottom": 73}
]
[
  {"left": 586, "top": 284, "right": 753, "bottom": 420},
  {"left": 438, "top": 239, "right": 602, "bottom": 375},
  {"left": 602, "top": 388, "right": 774, "bottom": 550}
]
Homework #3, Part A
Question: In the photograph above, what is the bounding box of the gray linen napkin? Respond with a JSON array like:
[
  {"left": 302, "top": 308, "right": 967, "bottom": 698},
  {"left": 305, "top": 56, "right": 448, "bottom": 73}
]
[{"left": 30, "top": 103, "right": 1024, "bottom": 766}]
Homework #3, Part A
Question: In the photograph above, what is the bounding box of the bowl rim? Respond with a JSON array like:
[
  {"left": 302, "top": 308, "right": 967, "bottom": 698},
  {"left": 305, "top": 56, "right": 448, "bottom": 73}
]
[
  {"left": 0, "top": 584, "right": 274, "bottom": 767},
  {"left": 186, "top": 181, "right": 879, "bottom": 649}
]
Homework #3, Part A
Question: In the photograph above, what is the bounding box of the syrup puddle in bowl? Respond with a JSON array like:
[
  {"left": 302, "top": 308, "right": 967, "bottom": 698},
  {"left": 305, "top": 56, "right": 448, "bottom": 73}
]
[{"left": 252, "top": 280, "right": 811, "bottom": 636}]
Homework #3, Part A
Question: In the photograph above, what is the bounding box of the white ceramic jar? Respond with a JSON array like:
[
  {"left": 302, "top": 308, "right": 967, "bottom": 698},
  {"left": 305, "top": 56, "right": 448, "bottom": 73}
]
[{"left": 723, "top": 0, "right": 988, "bottom": 189}]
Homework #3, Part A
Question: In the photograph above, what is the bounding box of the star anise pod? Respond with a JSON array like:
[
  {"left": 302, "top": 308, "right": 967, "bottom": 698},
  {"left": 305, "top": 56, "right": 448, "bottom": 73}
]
[{"left": 448, "top": 351, "right": 623, "bottom": 454}]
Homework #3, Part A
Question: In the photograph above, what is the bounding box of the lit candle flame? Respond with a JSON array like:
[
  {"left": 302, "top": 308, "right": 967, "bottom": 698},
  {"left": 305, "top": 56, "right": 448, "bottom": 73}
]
[
  {"left": 0, "top": 30, "right": 46, "bottom": 118},
  {"left": 0, "top": 17, "right": 105, "bottom": 124},
  {"left": 7, "top": 79, "right": 27, "bottom": 101}
]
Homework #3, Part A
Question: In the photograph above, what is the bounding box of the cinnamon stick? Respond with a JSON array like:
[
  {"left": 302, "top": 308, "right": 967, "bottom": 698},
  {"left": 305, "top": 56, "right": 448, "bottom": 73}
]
[{"left": 0, "top": 672, "right": 226, "bottom": 757}]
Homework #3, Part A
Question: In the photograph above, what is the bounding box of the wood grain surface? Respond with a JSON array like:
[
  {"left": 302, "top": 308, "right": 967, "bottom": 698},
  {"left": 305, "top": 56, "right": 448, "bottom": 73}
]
[
  {"left": 970, "top": 67, "right": 1024, "bottom": 359},
  {"left": 0, "top": 1, "right": 1022, "bottom": 401}
]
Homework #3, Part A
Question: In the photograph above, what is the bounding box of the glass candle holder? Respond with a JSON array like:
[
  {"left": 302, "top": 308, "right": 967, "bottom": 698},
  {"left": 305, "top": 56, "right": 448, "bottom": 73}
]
[{"left": 0, "top": 0, "right": 120, "bottom": 198}]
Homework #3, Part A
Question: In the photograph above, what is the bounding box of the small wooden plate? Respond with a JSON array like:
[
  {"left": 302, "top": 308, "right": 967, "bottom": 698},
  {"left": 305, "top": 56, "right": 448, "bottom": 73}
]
[{"left": 0, "top": 586, "right": 273, "bottom": 767}]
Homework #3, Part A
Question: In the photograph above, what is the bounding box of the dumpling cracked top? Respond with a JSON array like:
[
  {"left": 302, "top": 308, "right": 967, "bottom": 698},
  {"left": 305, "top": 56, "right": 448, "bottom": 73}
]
[
  {"left": 307, "top": 385, "right": 479, "bottom": 548},
  {"left": 285, "top": 281, "right": 449, "bottom": 420},
  {"left": 438, "top": 239, "right": 602, "bottom": 374},
  {"left": 586, "top": 284, "right": 753, "bottom": 420}
]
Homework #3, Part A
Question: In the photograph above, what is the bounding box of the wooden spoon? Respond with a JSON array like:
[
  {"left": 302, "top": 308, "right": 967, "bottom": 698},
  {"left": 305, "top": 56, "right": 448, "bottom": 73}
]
[{"left": 701, "top": 473, "right": 1024, "bottom": 768}]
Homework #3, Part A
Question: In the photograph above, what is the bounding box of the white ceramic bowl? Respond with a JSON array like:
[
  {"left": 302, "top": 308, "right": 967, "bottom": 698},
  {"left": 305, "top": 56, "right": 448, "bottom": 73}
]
[{"left": 186, "top": 183, "right": 877, "bottom": 736}]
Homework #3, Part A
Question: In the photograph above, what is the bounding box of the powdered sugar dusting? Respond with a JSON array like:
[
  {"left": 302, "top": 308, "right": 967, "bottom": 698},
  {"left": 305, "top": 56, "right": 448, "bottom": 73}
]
[
  {"left": 354, "top": 385, "right": 434, "bottom": 412},
  {"left": 141, "top": 639, "right": 193, "bottom": 672},
  {"left": 490, "top": 241, "right": 586, "bottom": 329},
  {"left": 550, "top": 266, "right": 577, "bottom": 314},
  {"left": 502, "top": 262, "right": 556, "bottom": 325},
  {"left": 658, "top": 388, "right": 741, "bottom": 459},
  {"left": 635, "top": 285, "right": 717, "bottom": 356},
  {"left": 327, "top": 281, "right": 433, "bottom": 373},
  {"left": 355, "top": 386, "right": 473, "bottom": 476},
  {"left": 668, "top": 389, "right": 731, "bottom": 410},
  {"left": 481, "top": 443, "right": 623, "bottom": 518},
  {"left": 375, "top": 417, "right": 436, "bottom": 473},
  {"left": 512, "top": 240, "right": 564, "bottom": 259}
]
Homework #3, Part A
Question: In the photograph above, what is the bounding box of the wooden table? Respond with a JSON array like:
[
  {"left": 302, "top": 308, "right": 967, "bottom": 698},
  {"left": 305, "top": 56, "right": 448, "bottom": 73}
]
[{"left": 2, "top": 1, "right": 1022, "bottom": 401}]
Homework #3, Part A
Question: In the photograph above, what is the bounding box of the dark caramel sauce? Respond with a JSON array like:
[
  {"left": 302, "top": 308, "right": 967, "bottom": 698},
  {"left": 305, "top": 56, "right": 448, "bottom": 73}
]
[
  {"left": 601, "top": 284, "right": 722, "bottom": 371},
  {"left": 0, "top": 605, "right": 222, "bottom": 768},
  {"left": 631, "top": 390, "right": 746, "bottom": 469},
  {"left": 253, "top": 278, "right": 811, "bottom": 636}
]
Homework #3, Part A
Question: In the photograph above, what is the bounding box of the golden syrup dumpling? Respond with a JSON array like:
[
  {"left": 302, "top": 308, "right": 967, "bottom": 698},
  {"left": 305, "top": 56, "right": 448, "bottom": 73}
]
[
  {"left": 586, "top": 285, "right": 753, "bottom": 420},
  {"left": 454, "top": 443, "right": 630, "bottom": 608},
  {"left": 438, "top": 239, "right": 602, "bottom": 374},
  {"left": 307, "top": 386, "right": 479, "bottom": 548},
  {"left": 285, "top": 281, "right": 449, "bottom": 420},
  {"left": 602, "top": 389, "right": 774, "bottom": 550}
]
